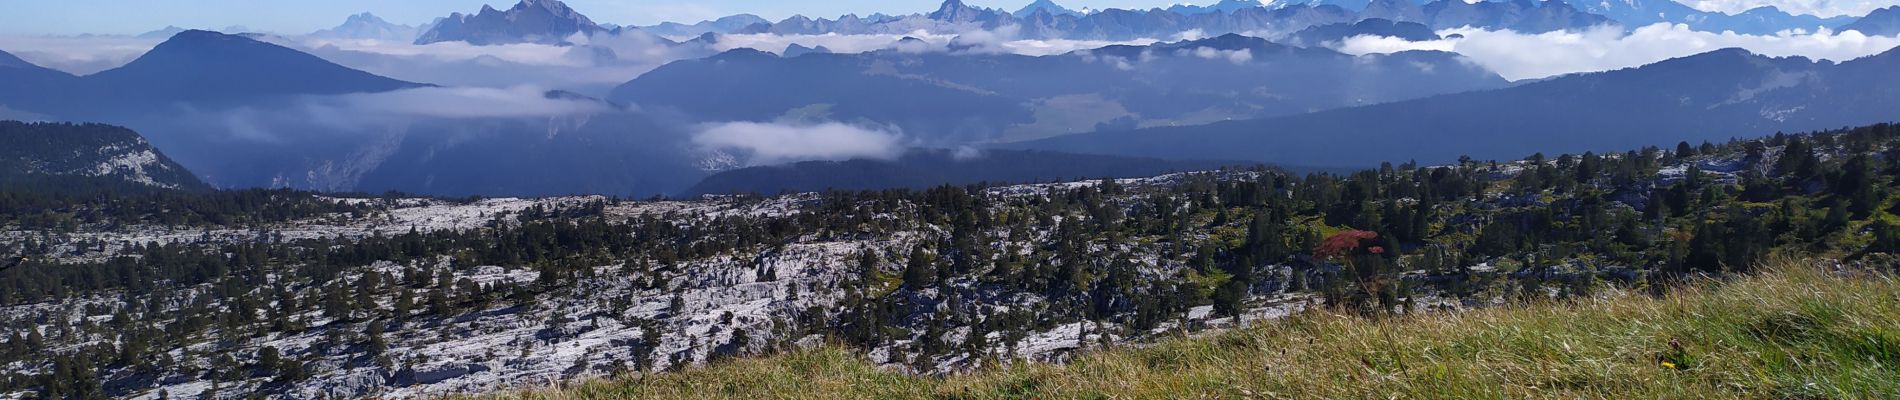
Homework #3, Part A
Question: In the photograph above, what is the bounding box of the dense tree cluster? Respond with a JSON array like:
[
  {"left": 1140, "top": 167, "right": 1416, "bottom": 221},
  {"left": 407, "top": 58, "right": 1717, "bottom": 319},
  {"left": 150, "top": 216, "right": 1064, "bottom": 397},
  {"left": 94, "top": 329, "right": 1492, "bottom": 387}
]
[{"left": 4, "top": 123, "right": 1899, "bottom": 397}]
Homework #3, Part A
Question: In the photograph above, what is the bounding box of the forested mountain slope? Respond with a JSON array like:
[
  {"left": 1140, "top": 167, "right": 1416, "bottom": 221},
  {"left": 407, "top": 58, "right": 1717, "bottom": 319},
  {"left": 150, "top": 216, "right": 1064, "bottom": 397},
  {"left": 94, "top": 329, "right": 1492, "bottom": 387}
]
[
  {"left": 0, "top": 121, "right": 208, "bottom": 192},
  {"left": 7, "top": 122, "right": 1900, "bottom": 398}
]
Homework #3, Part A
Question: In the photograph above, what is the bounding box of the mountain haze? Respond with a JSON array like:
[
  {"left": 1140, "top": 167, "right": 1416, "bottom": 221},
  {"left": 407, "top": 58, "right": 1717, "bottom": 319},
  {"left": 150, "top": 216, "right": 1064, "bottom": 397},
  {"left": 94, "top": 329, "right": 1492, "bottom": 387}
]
[
  {"left": 1016, "top": 46, "right": 1900, "bottom": 167},
  {"left": 310, "top": 12, "right": 421, "bottom": 42},
  {"left": 611, "top": 34, "right": 1506, "bottom": 145}
]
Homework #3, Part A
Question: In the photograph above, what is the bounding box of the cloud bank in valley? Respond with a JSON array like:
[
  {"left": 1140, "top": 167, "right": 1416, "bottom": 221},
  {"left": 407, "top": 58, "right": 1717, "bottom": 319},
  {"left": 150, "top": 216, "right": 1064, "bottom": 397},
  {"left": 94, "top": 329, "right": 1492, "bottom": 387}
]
[
  {"left": 1685, "top": 0, "right": 1900, "bottom": 18},
  {"left": 184, "top": 86, "right": 615, "bottom": 144},
  {"left": 303, "top": 86, "right": 613, "bottom": 121},
  {"left": 712, "top": 27, "right": 1158, "bottom": 57},
  {"left": 272, "top": 31, "right": 697, "bottom": 93},
  {"left": 0, "top": 36, "right": 161, "bottom": 75},
  {"left": 0, "top": 28, "right": 1161, "bottom": 97},
  {"left": 692, "top": 121, "right": 906, "bottom": 166},
  {"left": 1337, "top": 23, "right": 1900, "bottom": 80}
]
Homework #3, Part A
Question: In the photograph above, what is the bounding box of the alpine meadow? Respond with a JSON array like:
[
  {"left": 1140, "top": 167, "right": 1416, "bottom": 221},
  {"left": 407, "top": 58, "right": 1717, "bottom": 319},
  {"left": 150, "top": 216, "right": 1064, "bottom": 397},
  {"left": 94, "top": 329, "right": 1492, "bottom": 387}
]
[{"left": 2, "top": 0, "right": 1899, "bottom": 399}]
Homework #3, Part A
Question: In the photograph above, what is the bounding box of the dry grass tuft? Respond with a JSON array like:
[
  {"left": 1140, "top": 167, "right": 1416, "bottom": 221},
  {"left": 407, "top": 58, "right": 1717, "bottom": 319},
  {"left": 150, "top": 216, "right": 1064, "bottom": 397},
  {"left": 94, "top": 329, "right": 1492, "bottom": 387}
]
[{"left": 479, "top": 259, "right": 1900, "bottom": 399}]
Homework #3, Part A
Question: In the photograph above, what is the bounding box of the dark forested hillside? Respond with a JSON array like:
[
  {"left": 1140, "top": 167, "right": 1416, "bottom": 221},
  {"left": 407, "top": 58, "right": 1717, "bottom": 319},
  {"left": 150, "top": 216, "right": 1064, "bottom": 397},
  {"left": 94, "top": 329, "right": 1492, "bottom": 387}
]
[
  {"left": 0, "top": 121, "right": 209, "bottom": 192},
  {"left": 682, "top": 149, "right": 1240, "bottom": 196},
  {"left": 5, "top": 122, "right": 1900, "bottom": 398}
]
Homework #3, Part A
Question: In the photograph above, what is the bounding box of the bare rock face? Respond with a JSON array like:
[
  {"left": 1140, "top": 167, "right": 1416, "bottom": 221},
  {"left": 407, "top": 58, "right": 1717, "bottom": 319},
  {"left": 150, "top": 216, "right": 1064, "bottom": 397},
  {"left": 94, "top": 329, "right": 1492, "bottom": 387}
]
[{"left": 415, "top": 0, "right": 609, "bottom": 45}]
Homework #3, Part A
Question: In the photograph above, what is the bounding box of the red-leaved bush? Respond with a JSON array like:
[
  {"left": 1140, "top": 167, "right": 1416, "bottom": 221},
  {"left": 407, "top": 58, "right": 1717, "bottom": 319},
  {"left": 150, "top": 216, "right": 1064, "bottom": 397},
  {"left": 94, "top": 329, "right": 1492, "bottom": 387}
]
[{"left": 1314, "top": 230, "right": 1379, "bottom": 261}]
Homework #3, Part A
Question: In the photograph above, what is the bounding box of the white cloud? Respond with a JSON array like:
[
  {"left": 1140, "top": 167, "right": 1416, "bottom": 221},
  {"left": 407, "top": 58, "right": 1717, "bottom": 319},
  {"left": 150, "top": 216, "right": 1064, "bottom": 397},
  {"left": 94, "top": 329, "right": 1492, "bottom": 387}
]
[
  {"left": 951, "top": 145, "right": 984, "bottom": 160},
  {"left": 1076, "top": 50, "right": 1140, "bottom": 70},
  {"left": 1685, "top": 0, "right": 1900, "bottom": 18},
  {"left": 714, "top": 32, "right": 951, "bottom": 54},
  {"left": 275, "top": 30, "right": 702, "bottom": 93},
  {"left": 1336, "top": 23, "right": 1900, "bottom": 80},
  {"left": 180, "top": 86, "right": 615, "bottom": 143},
  {"left": 0, "top": 36, "right": 161, "bottom": 75},
  {"left": 692, "top": 121, "right": 905, "bottom": 165},
  {"left": 304, "top": 86, "right": 612, "bottom": 120},
  {"left": 997, "top": 37, "right": 1159, "bottom": 56},
  {"left": 1185, "top": 46, "right": 1253, "bottom": 64},
  {"left": 946, "top": 25, "right": 1160, "bottom": 56}
]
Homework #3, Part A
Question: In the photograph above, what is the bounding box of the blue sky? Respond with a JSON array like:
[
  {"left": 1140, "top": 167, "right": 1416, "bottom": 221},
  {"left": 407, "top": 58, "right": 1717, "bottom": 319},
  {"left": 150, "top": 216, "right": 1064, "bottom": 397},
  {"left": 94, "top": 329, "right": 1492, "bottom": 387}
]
[
  {"left": 2, "top": 0, "right": 1893, "bottom": 36},
  {"left": 0, "top": 0, "right": 1176, "bottom": 36}
]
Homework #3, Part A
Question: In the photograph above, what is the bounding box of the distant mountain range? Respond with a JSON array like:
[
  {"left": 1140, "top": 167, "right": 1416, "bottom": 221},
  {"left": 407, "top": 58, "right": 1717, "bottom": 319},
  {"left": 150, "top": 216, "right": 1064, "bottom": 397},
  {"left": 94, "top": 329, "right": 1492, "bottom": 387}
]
[
  {"left": 682, "top": 148, "right": 1239, "bottom": 196},
  {"left": 1284, "top": 17, "right": 1438, "bottom": 47},
  {"left": 638, "top": 14, "right": 772, "bottom": 37},
  {"left": 1360, "top": 0, "right": 1613, "bottom": 33},
  {"left": 357, "top": 0, "right": 1874, "bottom": 49},
  {"left": 1014, "top": 45, "right": 1900, "bottom": 168},
  {"left": 610, "top": 33, "right": 1507, "bottom": 146},
  {"left": 1842, "top": 6, "right": 1900, "bottom": 35},
  {"left": 309, "top": 12, "right": 422, "bottom": 42},
  {"left": 1166, "top": 0, "right": 1272, "bottom": 15},
  {"left": 741, "top": 0, "right": 1609, "bottom": 41},
  {"left": 0, "top": 121, "right": 208, "bottom": 191},
  {"left": 1565, "top": 0, "right": 1853, "bottom": 34},
  {"left": 1014, "top": 0, "right": 1083, "bottom": 18},
  {"left": 415, "top": 0, "right": 610, "bottom": 45}
]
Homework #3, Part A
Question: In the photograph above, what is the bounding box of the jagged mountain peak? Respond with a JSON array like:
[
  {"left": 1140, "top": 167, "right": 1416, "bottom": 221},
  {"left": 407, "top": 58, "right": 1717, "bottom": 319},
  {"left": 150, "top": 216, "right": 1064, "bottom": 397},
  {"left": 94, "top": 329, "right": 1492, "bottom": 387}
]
[
  {"left": 1015, "top": 0, "right": 1082, "bottom": 18},
  {"left": 416, "top": 0, "right": 606, "bottom": 45},
  {"left": 930, "top": 0, "right": 1008, "bottom": 23},
  {"left": 1168, "top": 0, "right": 1267, "bottom": 14},
  {"left": 345, "top": 12, "right": 387, "bottom": 23},
  {"left": 510, "top": 0, "right": 593, "bottom": 20},
  {"left": 311, "top": 11, "right": 420, "bottom": 41}
]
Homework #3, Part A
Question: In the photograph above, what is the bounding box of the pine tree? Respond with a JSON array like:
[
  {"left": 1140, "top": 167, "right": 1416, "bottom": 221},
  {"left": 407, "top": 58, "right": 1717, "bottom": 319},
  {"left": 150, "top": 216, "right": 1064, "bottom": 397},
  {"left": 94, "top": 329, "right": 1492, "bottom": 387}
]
[{"left": 901, "top": 245, "right": 936, "bottom": 290}]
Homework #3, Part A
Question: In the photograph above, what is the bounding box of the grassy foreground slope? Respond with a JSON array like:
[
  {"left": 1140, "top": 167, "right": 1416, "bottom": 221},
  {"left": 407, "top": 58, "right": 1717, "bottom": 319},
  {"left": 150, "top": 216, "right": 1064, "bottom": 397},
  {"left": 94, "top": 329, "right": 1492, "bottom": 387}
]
[{"left": 490, "top": 260, "right": 1899, "bottom": 399}]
